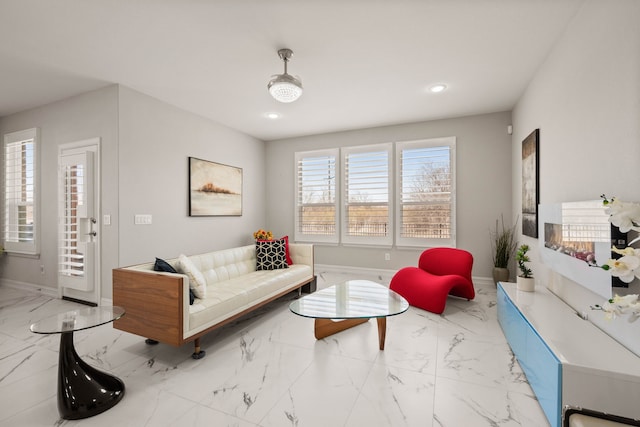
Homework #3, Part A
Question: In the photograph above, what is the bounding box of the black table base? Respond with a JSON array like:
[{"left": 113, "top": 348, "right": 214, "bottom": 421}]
[{"left": 58, "top": 331, "right": 125, "bottom": 419}]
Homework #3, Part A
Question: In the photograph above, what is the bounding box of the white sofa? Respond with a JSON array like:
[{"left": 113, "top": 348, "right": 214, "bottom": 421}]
[{"left": 112, "top": 243, "right": 314, "bottom": 358}]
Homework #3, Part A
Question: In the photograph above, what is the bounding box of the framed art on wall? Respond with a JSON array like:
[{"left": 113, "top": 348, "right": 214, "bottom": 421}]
[
  {"left": 522, "top": 129, "right": 539, "bottom": 238},
  {"left": 188, "top": 157, "right": 242, "bottom": 216}
]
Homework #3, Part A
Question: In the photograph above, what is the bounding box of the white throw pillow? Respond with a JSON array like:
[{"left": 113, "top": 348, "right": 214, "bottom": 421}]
[{"left": 177, "top": 254, "right": 207, "bottom": 299}]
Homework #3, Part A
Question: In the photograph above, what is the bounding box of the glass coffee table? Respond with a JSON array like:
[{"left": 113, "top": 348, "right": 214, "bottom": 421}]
[
  {"left": 289, "top": 280, "right": 409, "bottom": 350},
  {"left": 30, "top": 306, "right": 126, "bottom": 420}
]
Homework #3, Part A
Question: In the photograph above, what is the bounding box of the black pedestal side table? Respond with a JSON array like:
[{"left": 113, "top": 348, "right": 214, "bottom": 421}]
[{"left": 30, "top": 306, "right": 126, "bottom": 420}]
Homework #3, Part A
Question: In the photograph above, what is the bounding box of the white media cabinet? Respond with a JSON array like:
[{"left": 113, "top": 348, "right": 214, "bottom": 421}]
[{"left": 497, "top": 282, "right": 640, "bottom": 427}]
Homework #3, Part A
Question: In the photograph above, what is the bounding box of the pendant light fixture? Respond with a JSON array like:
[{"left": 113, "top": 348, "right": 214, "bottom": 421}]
[{"left": 268, "top": 48, "right": 303, "bottom": 103}]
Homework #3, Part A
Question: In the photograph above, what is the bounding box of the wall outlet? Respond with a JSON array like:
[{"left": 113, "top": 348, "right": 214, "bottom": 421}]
[
  {"left": 384, "top": 253, "right": 391, "bottom": 261},
  {"left": 40, "top": 265, "right": 45, "bottom": 274}
]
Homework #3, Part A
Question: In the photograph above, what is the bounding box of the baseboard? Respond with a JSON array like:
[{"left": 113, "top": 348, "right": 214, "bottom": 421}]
[
  {"left": 0, "top": 278, "right": 113, "bottom": 306},
  {"left": 315, "top": 263, "right": 493, "bottom": 287},
  {"left": 0, "top": 269, "right": 495, "bottom": 307},
  {"left": 0, "top": 278, "right": 58, "bottom": 298},
  {"left": 315, "top": 263, "right": 397, "bottom": 284},
  {"left": 473, "top": 277, "right": 494, "bottom": 287}
]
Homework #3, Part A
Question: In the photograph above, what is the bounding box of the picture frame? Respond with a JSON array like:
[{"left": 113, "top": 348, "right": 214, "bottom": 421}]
[
  {"left": 522, "top": 129, "right": 539, "bottom": 238},
  {"left": 188, "top": 157, "right": 242, "bottom": 216}
]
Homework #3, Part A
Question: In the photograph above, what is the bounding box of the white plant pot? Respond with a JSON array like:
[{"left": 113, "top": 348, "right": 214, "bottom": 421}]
[{"left": 517, "top": 276, "right": 535, "bottom": 292}]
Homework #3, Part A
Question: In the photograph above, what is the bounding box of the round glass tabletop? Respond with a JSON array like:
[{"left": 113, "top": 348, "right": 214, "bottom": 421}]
[
  {"left": 289, "top": 280, "right": 409, "bottom": 319},
  {"left": 30, "top": 306, "right": 125, "bottom": 334}
]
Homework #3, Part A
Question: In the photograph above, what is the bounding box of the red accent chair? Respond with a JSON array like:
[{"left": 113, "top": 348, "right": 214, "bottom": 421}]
[{"left": 389, "top": 248, "right": 475, "bottom": 314}]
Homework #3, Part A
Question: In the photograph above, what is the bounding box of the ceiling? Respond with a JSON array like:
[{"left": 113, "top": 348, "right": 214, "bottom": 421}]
[{"left": 0, "top": 0, "right": 583, "bottom": 141}]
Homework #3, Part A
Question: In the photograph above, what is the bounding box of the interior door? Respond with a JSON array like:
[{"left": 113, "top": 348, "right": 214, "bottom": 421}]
[{"left": 58, "top": 139, "right": 100, "bottom": 304}]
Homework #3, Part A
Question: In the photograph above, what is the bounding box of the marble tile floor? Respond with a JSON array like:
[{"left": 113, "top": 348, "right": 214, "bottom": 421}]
[{"left": 0, "top": 271, "right": 549, "bottom": 427}]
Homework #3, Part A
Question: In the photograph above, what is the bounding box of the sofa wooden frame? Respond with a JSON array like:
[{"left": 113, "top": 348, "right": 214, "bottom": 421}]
[{"left": 112, "top": 266, "right": 315, "bottom": 359}]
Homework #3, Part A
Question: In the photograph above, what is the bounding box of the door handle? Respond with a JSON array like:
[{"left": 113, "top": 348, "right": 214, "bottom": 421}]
[{"left": 85, "top": 231, "right": 97, "bottom": 237}]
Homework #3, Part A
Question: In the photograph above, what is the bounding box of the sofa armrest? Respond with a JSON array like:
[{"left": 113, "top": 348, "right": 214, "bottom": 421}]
[
  {"left": 289, "top": 243, "right": 314, "bottom": 273},
  {"left": 112, "top": 268, "right": 186, "bottom": 346}
]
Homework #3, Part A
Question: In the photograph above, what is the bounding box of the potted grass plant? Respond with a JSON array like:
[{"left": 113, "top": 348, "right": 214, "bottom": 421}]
[
  {"left": 490, "top": 215, "right": 518, "bottom": 285},
  {"left": 516, "top": 244, "right": 535, "bottom": 292}
]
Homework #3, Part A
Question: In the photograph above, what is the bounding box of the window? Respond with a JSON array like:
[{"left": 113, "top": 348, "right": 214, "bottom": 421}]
[
  {"left": 295, "top": 136, "right": 456, "bottom": 248},
  {"left": 342, "top": 143, "right": 392, "bottom": 245},
  {"left": 4, "top": 128, "right": 39, "bottom": 255},
  {"left": 396, "top": 137, "right": 455, "bottom": 247},
  {"left": 295, "top": 149, "right": 339, "bottom": 243}
]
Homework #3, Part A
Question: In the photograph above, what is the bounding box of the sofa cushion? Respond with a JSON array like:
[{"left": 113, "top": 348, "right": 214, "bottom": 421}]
[
  {"left": 188, "top": 264, "right": 313, "bottom": 331},
  {"left": 189, "top": 245, "right": 256, "bottom": 286},
  {"left": 154, "top": 257, "right": 195, "bottom": 304},
  {"left": 177, "top": 254, "right": 207, "bottom": 299},
  {"left": 256, "top": 239, "right": 289, "bottom": 270}
]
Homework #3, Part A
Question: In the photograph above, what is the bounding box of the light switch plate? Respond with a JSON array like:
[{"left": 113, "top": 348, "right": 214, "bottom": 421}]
[{"left": 134, "top": 214, "right": 152, "bottom": 225}]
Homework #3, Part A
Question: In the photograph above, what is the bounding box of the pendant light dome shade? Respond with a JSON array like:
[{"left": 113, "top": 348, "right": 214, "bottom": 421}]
[{"left": 268, "top": 48, "right": 303, "bottom": 103}]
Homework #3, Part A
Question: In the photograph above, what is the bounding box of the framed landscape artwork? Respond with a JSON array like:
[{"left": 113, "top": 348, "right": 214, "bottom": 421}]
[
  {"left": 522, "top": 129, "right": 539, "bottom": 238},
  {"left": 189, "top": 157, "right": 242, "bottom": 216}
]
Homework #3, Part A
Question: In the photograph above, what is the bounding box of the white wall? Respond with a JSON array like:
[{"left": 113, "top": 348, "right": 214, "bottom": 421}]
[
  {"left": 512, "top": 0, "right": 640, "bottom": 350},
  {"left": 117, "top": 86, "right": 267, "bottom": 270},
  {"left": 0, "top": 85, "right": 119, "bottom": 295},
  {"left": 265, "top": 112, "right": 513, "bottom": 278}
]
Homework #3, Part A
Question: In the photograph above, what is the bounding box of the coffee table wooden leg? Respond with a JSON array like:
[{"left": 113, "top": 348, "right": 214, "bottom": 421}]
[
  {"left": 314, "top": 318, "right": 369, "bottom": 340},
  {"left": 377, "top": 317, "right": 387, "bottom": 350}
]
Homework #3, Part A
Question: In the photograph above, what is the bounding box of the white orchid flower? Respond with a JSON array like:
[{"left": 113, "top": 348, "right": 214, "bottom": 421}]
[
  {"left": 599, "top": 294, "right": 640, "bottom": 320},
  {"left": 611, "top": 246, "right": 640, "bottom": 257},
  {"left": 601, "top": 299, "right": 624, "bottom": 320},
  {"left": 593, "top": 197, "right": 640, "bottom": 317},
  {"left": 611, "top": 294, "right": 640, "bottom": 307},
  {"left": 605, "top": 198, "right": 640, "bottom": 233},
  {"left": 605, "top": 255, "right": 640, "bottom": 283}
]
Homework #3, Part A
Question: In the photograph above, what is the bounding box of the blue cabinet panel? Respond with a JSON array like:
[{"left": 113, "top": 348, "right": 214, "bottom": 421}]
[
  {"left": 523, "top": 325, "right": 561, "bottom": 427},
  {"left": 497, "top": 283, "right": 561, "bottom": 427},
  {"left": 497, "top": 285, "right": 526, "bottom": 358}
]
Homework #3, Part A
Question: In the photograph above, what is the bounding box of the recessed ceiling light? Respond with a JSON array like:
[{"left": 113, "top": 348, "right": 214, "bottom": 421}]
[
  {"left": 429, "top": 84, "right": 447, "bottom": 93},
  {"left": 266, "top": 112, "right": 280, "bottom": 119}
]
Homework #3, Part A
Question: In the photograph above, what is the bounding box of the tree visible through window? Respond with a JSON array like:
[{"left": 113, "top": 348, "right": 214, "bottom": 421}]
[{"left": 397, "top": 138, "right": 455, "bottom": 247}]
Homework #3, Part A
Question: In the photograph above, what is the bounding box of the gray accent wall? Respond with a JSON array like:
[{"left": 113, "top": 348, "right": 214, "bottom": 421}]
[
  {"left": 0, "top": 85, "right": 119, "bottom": 298},
  {"left": 117, "top": 86, "right": 267, "bottom": 267},
  {"left": 265, "top": 112, "right": 514, "bottom": 278},
  {"left": 0, "top": 85, "right": 267, "bottom": 300}
]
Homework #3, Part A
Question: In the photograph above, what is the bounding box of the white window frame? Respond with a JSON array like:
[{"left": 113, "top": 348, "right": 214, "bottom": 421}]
[
  {"left": 294, "top": 137, "right": 456, "bottom": 248},
  {"left": 294, "top": 149, "right": 339, "bottom": 244},
  {"left": 3, "top": 128, "right": 40, "bottom": 255},
  {"left": 341, "top": 143, "right": 393, "bottom": 246},
  {"left": 395, "top": 137, "right": 456, "bottom": 248}
]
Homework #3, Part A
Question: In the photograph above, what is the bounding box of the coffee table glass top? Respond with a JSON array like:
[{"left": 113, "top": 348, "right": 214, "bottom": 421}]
[
  {"left": 30, "top": 306, "right": 125, "bottom": 334},
  {"left": 289, "top": 280, "right": 409, "bottom": 319}
]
